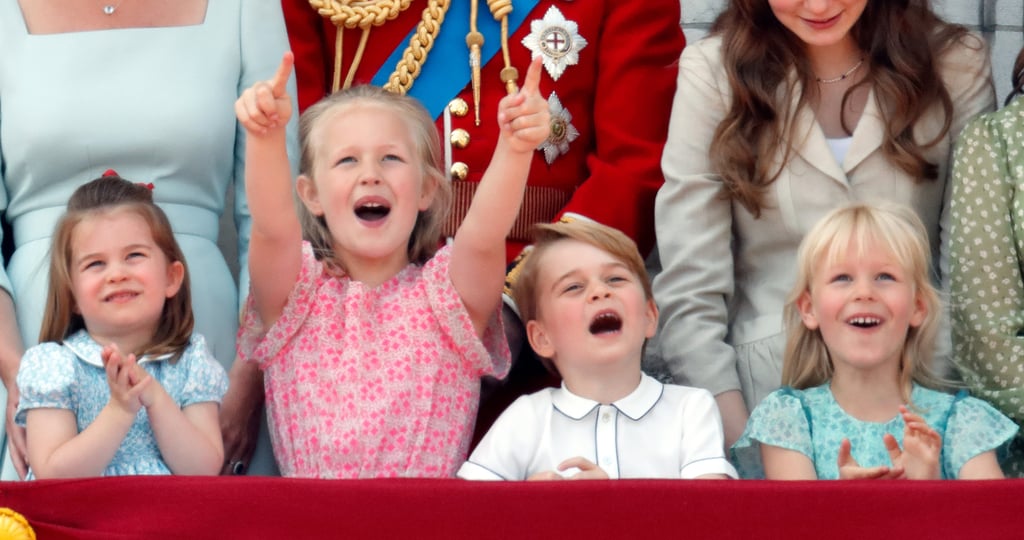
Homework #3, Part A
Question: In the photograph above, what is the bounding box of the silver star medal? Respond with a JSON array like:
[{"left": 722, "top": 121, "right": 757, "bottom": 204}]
[
  {"left": 521, "top": 6, "right": 588, "bottom": 81},
  {"left": 538, "top": 92, "right": 579, "bottom": 164}
]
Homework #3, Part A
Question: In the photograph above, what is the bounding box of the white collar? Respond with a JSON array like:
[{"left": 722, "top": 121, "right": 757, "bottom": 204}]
[
  {"left": 63, "top": 329, "right": 174, "bottom": 367},
  {"left": 551, "top": 373, "right": 664, "bottom": 421}
]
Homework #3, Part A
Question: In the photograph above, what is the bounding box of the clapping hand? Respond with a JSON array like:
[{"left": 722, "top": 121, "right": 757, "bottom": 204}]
[
  {"left": 102, "top": 344, "right": 150, "bottom": 416},
  {"left": 885, "top": 405, "right": 942, "bottom": 480},
  {"left": 837, "top": 438, "right": 905, "bottom": 480}
]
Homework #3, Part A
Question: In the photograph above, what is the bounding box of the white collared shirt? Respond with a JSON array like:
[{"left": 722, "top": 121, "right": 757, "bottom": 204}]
[{"left": 459, "top": 373, "right": 738, "bottom": 480}]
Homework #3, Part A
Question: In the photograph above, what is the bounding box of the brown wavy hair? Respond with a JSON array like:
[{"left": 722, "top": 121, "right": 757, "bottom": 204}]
[
  {"left": 710, "top": 0, "right": 972, "bottom": 216},
  {"left": 296, "top": 85, "right": 452, "bottom": 272},
  {"left": 1008, "top": 46, "right": 1024, "bottom": 104},
  {"left": 39, "top": 175, "right": 193, "bottom": 362}
]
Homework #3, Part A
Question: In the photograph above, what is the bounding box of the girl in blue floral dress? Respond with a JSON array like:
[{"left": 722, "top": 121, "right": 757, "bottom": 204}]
[
  {"left": 15, "top": 174, "right": 227, "bottom": 478},
  {"left": 732, "top": 202, "right": 1016, "bottom": 480}
]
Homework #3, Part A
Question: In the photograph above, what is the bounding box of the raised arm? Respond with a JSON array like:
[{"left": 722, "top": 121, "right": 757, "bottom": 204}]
[
  {"left": 450, "top": 57, "right": 549, "bottom": 336},
  {"left": 235, "top": 52, "right": 303, "bottom": 328}
]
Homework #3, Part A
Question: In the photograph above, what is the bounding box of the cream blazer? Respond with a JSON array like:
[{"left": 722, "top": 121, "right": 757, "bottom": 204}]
[{"left": 646, "top": 34, "right": 995, "bottom": 410}]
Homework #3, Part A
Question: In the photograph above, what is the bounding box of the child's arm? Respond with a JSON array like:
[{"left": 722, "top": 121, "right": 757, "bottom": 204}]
[
  {"left": 26, "top": 347, "right": 147, "bottom": 478},
  {"left": 957, "top": 450, "right": 1005, "bottom": 479},
  {"left": 236, "top": 52, "right": 303, "bottom": 328},
  {"left": 450, "top": 57, "right": 550, "bottom": 336},
  {"left": 128, "top": 359, "right": 223, "bottom": 476},
  {"left": 761, "top": 443, "right": 818, "bottom": 480}
]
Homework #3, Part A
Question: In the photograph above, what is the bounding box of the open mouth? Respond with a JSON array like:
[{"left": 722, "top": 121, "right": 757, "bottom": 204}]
[
  {"left": 846, "top": 316, "right": 881, "bottom": 329},
  {"left": 589, "top": 311, "right": 623, "bottom": 335},
  {"left": 104, "top": 291, "right": 139, "bottom": 302},
  {"left": 354, "top": 201, "right": 391, "bottom": 222}
]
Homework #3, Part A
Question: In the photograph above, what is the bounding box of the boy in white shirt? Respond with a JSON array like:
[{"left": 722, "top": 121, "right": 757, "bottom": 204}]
[{"left": 458, "top": 220, "right": 737, "bottom": 480}]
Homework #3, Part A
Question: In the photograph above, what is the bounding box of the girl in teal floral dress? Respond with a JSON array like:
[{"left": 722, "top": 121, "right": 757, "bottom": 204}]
[
  {"left": 732, "top": 202, "right": 1016, "bottom": 479},
  {"left": 15, "top": 175, "right": 227, "bottom": 478}
]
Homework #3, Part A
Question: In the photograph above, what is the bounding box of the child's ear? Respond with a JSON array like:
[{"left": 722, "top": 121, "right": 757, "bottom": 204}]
[
  {"left": 909, "top": 289, "right": 928, "bottom": 328},
  {"left": 644, "top": 298, "right": 659, "bottom": 339},
  {"left": 796, "top": 290, "right": 820, "bottom": 330},
  {"left": 526, "top": 319, "right": 556, "bottom": 359},
  {"left": 296, "top": 175, "right": 324, "bottom": 216},
  {"left": 418, "top": 173, "right": 438, "bottom": 212},
  {"left": 165, "top": 260, "right": 186, "bottom": 299}
]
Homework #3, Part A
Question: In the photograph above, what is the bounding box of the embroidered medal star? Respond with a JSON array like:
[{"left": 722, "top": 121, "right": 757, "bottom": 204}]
[
  {"left": 521, "top": 6, "right": 588, "bottom": 81},
  {"left": 538, "top": 92, "right": 579, "bottom": 164}
]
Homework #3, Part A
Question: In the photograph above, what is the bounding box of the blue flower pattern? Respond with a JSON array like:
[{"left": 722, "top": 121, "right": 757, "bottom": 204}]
[
  {"left": 732, "top": 383, "right": 1018, "bottom": 479},
  {"left": 16, "top": 330, "right": 228, "bottom": 477}
]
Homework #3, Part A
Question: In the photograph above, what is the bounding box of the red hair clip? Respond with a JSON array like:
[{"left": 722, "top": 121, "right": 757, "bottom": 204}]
[
  {"left": 138, "top": 183, "right": 155, "bottom": 190},
  {"left": 102, "top": 168, "right": 119, "bottom": 177}
]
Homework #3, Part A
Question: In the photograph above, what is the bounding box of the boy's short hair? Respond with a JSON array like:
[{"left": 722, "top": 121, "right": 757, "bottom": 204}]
[{"left": 512, "top": 219, "right": 653, "bottom": 326}]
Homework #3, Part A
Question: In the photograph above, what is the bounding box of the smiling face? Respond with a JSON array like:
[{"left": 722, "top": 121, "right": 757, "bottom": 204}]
[
  {"left": 525, "top": 239, "right": 658, "bottom": 374},
  {"left": 69, "top": 209, "right": 184, "bottom": 351},
  {"left": 796, "top": 236, "right": 926, "bottom": 378},
  {"left": 767, "top": 0, "right": 867, "bottom": 52},
  {"left": 297, "top": 102, "right": 437, "bottom": 279}
]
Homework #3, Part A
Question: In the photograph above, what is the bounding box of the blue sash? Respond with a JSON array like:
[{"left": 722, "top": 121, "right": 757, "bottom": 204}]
[{"left": 371, "top": 0, "right": 538, "bottom": 119}]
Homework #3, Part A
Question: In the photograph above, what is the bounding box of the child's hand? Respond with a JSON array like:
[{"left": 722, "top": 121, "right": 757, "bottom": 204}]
[
  {"left": 497, "top": 56, "right": 550, "bottom": 154},
  {"left": 102, "top": 345, "right": 148, "bottom": 416},
  {"left": 890, "top": 405, "right": 942, "bottom": 480},
  {"left": 525, "top": 457, "right": 610, "bottom": 481},
  {"left": 558, "top": 456, "right": 609, "bottom": 480},
  {"left": 125, "top": 359, "right": 161, "bottom": 409},
  {"left": 236, "top": 52, "right": 294, "bottom": 136},
  {"left": 837, "top": 438, "right": 905, "bottom": 480}
]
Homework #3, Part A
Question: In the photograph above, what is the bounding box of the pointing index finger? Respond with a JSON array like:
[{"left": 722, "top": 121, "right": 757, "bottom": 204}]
[
  {"left": 270, "top": 51, "right": 294, "bottom": 97},
  {"left": 520, "top": 55, "right": 543, "bottom": 95}
]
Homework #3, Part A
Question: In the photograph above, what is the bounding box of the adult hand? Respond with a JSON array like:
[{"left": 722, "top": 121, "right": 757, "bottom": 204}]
[{"left": 219, "top": 359, "right": 264, "bottom": 476}]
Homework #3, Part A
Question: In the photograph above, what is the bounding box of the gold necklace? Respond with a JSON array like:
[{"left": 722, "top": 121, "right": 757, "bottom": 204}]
[{"left": 816, "top": 58, "right": 864, "bottom": 84}]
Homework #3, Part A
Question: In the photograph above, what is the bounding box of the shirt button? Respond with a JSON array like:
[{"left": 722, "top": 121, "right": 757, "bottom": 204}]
[{"left": 601, "top": 412, "right": 611, "bottom": 423}]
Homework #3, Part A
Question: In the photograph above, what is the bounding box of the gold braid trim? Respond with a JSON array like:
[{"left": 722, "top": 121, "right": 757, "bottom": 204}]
[
  {"left": 309, "top": 0, "right": 413, "bottom": 91},
  {"left": 486, "top": 0, "right": 518, "bottom": 94},
  {"left": 384, "top": 0, "right": 451, "bottom": 94}
]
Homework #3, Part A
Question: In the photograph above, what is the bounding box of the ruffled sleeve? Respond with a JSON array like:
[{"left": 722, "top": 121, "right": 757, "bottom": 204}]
[
  {"left": 14, "top": 343, "right": 77, "bottom": 425},
  {"left": 942, "top": 391, "right": 1019, "bottom": 478},
  {"left": 730, "top": 387, "right": 812, "bottom": 479},
  {"left": 178, "top": 334, "right": 229, "bottom": 407},
  {"left": 422, "top": 245, "right": 510, "bottom": 379},
  {"left": 237, "top": 242, "right": 324, "bottom": 368}
]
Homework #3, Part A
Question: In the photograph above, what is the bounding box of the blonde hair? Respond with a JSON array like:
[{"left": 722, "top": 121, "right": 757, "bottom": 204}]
[
  {"left": 782, "top": 202, "right": 944, "bottom": 402},
  {"left": 40, "top": 175, "right": 193, "bottom": 361},
  {"left": 296, "top": 85, "right": 452, "bottom": 271}
]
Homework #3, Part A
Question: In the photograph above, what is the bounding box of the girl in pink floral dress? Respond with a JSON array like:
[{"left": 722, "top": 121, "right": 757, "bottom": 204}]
[{"left": 233, "top": 53, "right": 549, "bottom": 478}]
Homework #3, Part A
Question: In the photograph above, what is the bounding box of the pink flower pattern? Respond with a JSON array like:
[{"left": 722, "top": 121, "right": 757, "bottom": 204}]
[{"left": 238, "top": 243, "right": 510, "bottom": 478}]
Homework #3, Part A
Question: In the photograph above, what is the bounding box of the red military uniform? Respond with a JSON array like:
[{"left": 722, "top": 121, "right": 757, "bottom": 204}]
[{"left": 281, "top": 0, "right": 684, "bottom": 262}]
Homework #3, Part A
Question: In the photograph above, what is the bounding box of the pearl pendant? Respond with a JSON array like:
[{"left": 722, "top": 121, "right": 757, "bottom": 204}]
[{"left": 103, "top": 5, "right": 116, "bottom": 15}]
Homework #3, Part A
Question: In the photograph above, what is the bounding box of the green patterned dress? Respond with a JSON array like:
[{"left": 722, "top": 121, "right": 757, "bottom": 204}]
[{"left": 949, "top": 95, "right": 1024, "bottom": 476}]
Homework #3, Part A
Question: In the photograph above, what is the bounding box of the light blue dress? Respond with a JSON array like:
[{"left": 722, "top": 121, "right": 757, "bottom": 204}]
[
  {"left": 15, "top": 330, "right": 228, "bottom": 477},
  {"left": 731, "top": 383, "right": 1018, "bottom": 479},
  {"left": 0, "top": 0, "right": 297, "bottom": 477}
]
